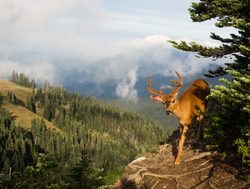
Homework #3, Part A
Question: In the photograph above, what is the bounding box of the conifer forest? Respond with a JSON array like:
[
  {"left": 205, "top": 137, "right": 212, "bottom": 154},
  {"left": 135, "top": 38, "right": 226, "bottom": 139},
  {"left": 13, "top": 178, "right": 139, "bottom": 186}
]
[{"left": 0, "top": 72, "right": 168, "bottom": 188}]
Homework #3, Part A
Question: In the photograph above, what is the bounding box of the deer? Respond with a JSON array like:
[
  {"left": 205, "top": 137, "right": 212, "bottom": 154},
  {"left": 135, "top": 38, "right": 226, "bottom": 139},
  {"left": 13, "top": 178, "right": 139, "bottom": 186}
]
[{"left": 148, "top": 71, "right": 210, "bottom": 165}]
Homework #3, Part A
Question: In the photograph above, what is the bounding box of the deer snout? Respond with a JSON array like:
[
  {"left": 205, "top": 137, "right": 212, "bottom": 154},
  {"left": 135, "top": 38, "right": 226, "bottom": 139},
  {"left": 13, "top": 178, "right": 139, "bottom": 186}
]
[{"left": 165, "top": 110, "right": 172, "bottom": 115}]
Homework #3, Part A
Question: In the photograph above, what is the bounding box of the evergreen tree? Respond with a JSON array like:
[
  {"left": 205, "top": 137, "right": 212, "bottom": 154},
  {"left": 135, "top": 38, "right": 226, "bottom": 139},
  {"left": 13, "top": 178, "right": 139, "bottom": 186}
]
[
  {"left": 43, "top": 100, "right": 54, "bottom": 121},
  {"left": 7, "top": 92, "right": 17, "bottom": 104},
  {"left": 70, "top": 156, "right": 104, "bottom": 189},
  {"left": 9, "top": 71, "right": 36, "bottom": 88},
  {"left": 205, "top": 67, "right": 250, "bottom": 173},
  {"left": 169, "top": 0, "right": 250, "bottom": 77},
  {"left": 26, "top": 95, "right": 36, "bottom": 113},
  {"left": 10, "top": 71, "right": 18, "bottom": 83}
]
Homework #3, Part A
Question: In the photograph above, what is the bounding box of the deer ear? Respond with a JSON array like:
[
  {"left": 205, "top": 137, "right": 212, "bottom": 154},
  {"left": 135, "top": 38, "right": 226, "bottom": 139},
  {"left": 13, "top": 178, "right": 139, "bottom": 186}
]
[{"left": 150, "top": 95, "right": 164, "bottom": 103}]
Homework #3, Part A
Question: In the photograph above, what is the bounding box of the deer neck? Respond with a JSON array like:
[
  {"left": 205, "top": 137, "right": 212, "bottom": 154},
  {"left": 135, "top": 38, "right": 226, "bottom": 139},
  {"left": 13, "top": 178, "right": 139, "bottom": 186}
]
[{"left": 171, "top": 99, "right": 182, "bottom": 119}]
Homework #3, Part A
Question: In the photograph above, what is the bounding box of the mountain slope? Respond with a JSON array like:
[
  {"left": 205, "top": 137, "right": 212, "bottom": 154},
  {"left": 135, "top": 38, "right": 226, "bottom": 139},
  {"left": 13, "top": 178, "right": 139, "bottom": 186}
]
[
  {"left": 107, "top": 97, "right": 178, "bottom": 132},
  {"left": 0, "top": 78, "right": 168, "bottom": 183},
  {"left": 0, "top": 80, "right": 32, "bottom": 102},
  {"left": 3, "top": 101, "right": 61, "bottom": 133},
  {"left": 0, "top": 80, "right": 61, "bottom": 133}
]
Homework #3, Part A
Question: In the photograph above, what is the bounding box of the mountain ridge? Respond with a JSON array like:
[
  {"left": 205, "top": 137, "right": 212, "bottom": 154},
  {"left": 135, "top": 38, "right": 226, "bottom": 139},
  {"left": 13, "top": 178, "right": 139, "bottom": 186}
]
[{"left": 64, "top": 72, "right": 225, "bottom": 99}]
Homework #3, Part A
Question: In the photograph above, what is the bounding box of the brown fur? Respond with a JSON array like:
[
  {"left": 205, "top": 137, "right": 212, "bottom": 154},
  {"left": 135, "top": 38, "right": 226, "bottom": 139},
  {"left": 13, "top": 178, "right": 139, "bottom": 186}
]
[{"left": 148, "top": 73, "right": 210, "bottom": 165}]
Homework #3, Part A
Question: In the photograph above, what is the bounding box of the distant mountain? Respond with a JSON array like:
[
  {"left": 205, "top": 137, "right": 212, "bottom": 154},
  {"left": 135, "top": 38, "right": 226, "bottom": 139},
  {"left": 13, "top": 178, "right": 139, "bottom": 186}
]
[
  {"left": 2, "top": 47, "right": 227, "bottom": 100},
  {"left": 63, "top": 72, "right": 223, "bottom": 99}
]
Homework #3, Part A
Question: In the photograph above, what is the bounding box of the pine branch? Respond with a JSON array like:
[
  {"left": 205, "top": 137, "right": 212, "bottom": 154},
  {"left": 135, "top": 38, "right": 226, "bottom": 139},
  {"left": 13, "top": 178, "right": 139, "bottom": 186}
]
[{"left": 168, "top": 40, "right": 235, "bottom": 58}]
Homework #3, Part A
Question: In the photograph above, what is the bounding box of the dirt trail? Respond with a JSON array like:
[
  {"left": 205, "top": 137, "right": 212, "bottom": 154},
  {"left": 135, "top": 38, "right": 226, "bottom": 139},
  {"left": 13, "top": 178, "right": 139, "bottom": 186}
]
[{"left": 110, "top": 130, "right": 249, "bottom": 189}]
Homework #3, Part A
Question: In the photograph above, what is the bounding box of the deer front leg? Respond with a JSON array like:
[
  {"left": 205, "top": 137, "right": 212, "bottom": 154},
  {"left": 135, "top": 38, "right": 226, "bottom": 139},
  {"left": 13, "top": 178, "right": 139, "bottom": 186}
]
[
  {"left": 179, "top": 123, "right": 183, "bottom": 134},
  {"left": 175, "top": 125, "right": 189, "bottom": 165}
]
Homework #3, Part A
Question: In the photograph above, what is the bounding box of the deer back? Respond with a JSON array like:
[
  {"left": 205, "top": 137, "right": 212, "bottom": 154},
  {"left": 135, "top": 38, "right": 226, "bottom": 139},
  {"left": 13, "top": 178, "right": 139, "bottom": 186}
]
[{"left": 178, "top": 79, "right": 210, "bottom": 118}]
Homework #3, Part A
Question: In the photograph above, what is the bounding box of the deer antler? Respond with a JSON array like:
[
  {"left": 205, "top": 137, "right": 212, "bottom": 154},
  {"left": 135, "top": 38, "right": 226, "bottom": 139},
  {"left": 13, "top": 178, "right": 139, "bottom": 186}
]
[
  {"left": 148, "top": 76, "right": 165, "bottom": 96},
  {"left": 170, "top": 71, "right": 183, "bottom": 96}
]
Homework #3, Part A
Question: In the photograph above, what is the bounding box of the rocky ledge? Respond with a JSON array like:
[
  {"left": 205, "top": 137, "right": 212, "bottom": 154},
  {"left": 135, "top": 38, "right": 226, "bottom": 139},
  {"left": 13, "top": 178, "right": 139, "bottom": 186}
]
[{"left": 110, "top": 142, "right": 249, "bottom": 189}]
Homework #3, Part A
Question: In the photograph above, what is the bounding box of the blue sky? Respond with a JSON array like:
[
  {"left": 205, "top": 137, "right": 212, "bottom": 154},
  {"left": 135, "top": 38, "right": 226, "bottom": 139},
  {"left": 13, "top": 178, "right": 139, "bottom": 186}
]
[
  {"left": 0, "top": 0, "right": 233, "bottom": 85},
  {"left": 101, "top": 0, "right": 203, "bottom": 39}
]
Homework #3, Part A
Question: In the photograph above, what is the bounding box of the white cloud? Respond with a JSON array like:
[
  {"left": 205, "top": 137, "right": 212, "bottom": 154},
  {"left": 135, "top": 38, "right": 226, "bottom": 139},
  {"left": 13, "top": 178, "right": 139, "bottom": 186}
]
[
  {"left": 0, "top": 0, "right": 108, "bottom": 58},
  {"left": 0, "top": 0, "right": 233, "bottom": 86},
  {"left": 162, "top": 53, "right": 225, "bottom": 79},
  {"left": 0, "top": 60, "right": 56, "bottom": 83},
  {"left": 92, "top": 35, "right": 173, "bottom": 82},
  {"left": 115, "top": 66, "right": 138, "bottom": 101},
  {"left": 0, "top": 33, "right": 225, "bottom": 87},
  {"left": 119, "top": 35, "right": 172, "bottom": 51},
  {"left": 91, "top": 35, "right": 224, "bottom": 84}
]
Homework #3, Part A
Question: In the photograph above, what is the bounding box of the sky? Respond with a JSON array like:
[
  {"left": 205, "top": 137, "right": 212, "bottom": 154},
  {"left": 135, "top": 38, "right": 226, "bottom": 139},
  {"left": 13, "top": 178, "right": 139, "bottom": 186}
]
[{"left": 0, "top": 0, "right": 235, "bottom": 91}]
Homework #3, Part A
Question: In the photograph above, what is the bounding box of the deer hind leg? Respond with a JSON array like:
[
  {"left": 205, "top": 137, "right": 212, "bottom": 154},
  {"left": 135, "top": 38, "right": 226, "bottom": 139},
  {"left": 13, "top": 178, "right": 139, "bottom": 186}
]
[
  {"left": 175, "top": 125, "right": 189, "bottom": 165},
  {"left": 196, "top": 115, "right": 204, "bottom": 140}
]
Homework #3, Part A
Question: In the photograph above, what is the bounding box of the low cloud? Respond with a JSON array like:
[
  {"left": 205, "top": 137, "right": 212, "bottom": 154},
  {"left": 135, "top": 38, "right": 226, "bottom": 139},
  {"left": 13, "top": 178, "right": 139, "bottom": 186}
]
[
  {"left": 91, "top": 35, "right": 223, "bottom": 84},
  {"left": 92, "top": 35, "right": 174, "bottom": 83},
  {"left": 0, "top": 60, "right": 56, "bottom": 83},
  {"left": 162, "top": 54, "right": 225, "bottom": 80},
  {"left": 115, "top": 66, "right": 138, "bottom": 101},
  {"left": 0, "top": 34, "right": 225, "bottom": 89}
]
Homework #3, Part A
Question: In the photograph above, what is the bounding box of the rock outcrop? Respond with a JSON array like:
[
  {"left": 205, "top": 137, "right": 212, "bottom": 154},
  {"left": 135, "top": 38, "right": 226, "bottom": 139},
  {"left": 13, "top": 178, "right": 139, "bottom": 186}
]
[{"left": 110, "top": 130, "right": 249, "bottom": 189}]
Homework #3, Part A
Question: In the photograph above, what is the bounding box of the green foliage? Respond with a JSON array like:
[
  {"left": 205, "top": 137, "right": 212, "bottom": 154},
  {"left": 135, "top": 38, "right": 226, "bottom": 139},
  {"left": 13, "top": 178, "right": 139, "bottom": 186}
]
[
  {"left": 27, "top": 153, "right": 58, "bottom": 174},
  {"left": 205, "top": 66, "right": 250, "bottom": 177},
  {"left": 14, "top": 154, "right": 62, "bottom": 188},
  {"left": 103, "top": 166, "right": 125, "bottom": 186},
  {"left": 0, "top": 107, "right": 37, "bottom": 173},
  {"left": 43, "top": 100, "right": 55, "bottom": 121},
  {"left": 70, "top": 156, "right": 104, "bottom": 189},
  {"left": 206, "top": 67, "right": 250, "bottom": 181},
  {"left": 6, "top": 91, "right": 17, "bottom": 104},
  {"left": 107, "top": 97, "right": 178, "bottom": 133},
  {"left": 26, "top": 95, "right": 36, "bottom": 113},
  {"left": 235, "top": 138, "right": 250, "bottom": 165},
  {"left": 1, "top": 153, "right": 104, "bottom": 189}
]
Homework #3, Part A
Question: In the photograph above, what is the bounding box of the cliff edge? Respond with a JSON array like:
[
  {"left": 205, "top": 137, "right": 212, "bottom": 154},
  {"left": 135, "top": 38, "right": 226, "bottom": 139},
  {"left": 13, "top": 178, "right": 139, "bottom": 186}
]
[{"left": 110, "top": 130, "right": 249, "bottom": 189}]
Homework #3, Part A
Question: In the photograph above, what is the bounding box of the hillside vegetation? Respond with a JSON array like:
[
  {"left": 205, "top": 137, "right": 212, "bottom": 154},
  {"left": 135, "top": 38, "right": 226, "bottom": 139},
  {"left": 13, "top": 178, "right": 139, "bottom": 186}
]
[
  {"left": 0, "top": 75, "right": 168, "bottom": 188},
  {"left": 0, "top": 80, "right": 32, "bottom": 102},
  {"left": 107, "top": 97, "right": 178, "bottom": 132}
]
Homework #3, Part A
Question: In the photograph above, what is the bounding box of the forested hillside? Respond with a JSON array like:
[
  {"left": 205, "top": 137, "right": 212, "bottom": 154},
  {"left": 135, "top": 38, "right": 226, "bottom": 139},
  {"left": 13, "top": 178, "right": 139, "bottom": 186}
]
[
  {"left": 0, "top": 73, "right": 168, "bottom": 188},
  {"left": 107, "top": 97, "right": 178, "bottom": 132}
]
